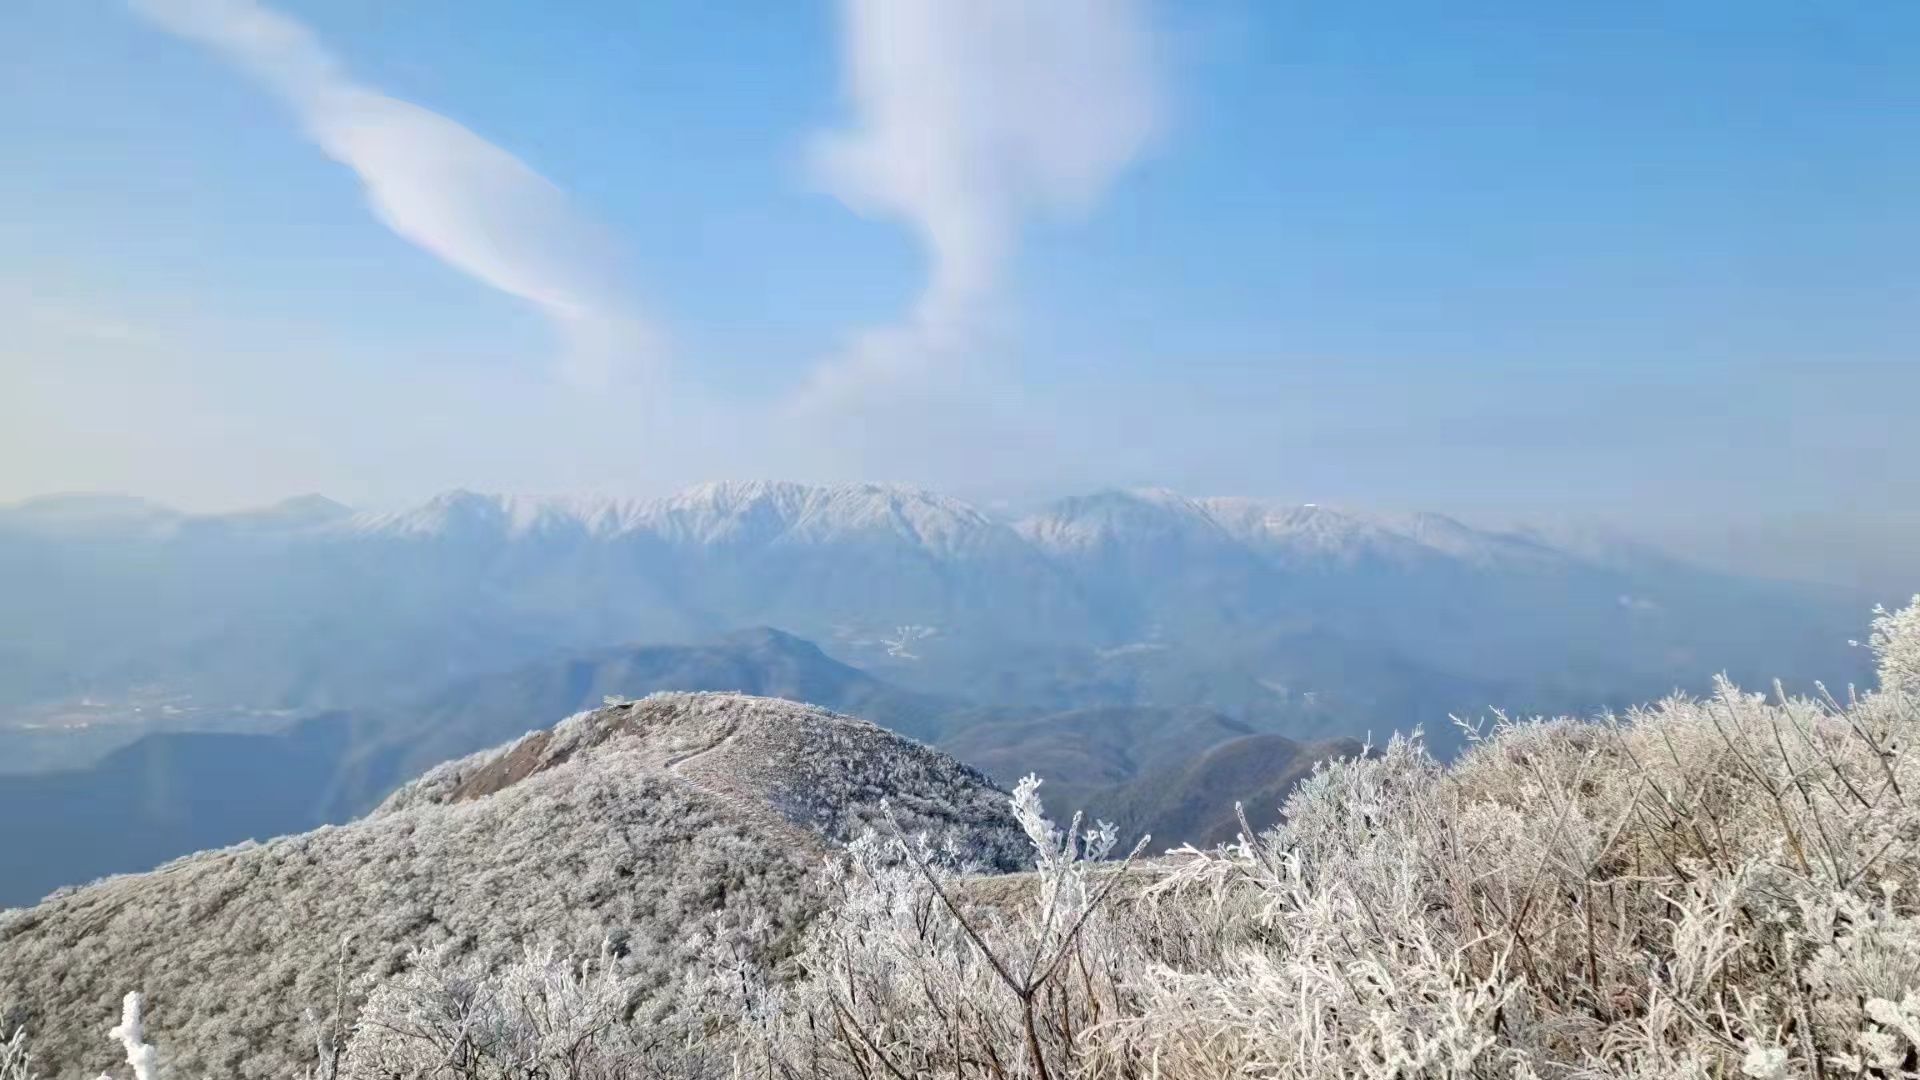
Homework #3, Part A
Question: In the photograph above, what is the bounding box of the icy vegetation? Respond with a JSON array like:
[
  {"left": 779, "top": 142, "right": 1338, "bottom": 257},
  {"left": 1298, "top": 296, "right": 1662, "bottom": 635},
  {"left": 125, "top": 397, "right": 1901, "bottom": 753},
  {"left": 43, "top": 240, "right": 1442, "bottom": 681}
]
[
  {"left": 743, "top": 598, "right": 1920, "bottom": 1078},
  {"left": 0, "top": 694, "right": 1025, "bottom": 1078},
  {"left": 5, "top": 599, "right": 1920, "bottom": 1078}
]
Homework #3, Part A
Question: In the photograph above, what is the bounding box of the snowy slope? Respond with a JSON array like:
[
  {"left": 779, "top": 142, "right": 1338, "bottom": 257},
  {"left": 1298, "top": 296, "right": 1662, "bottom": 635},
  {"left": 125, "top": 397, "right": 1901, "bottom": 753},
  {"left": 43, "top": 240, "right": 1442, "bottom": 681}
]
[{"left": 0, "top": 693, "right": 1027, "bottom": 1079}]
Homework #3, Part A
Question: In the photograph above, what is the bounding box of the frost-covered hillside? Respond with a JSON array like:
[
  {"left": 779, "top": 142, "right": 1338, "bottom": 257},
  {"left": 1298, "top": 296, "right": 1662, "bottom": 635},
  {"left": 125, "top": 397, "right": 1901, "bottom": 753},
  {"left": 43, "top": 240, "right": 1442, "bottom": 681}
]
[{"left": 0, "top": 693, "right": 1026, "bottom": 1079}]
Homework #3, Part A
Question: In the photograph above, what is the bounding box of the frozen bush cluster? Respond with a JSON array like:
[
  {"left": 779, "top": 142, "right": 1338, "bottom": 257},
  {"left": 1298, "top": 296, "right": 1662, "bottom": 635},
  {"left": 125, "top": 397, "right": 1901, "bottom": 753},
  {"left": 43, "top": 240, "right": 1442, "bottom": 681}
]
[
  {"left": 739, "top": 597, "right": 1920, "bottom": 1079},
  {"left": 0, "top": 1031, "right": 33, "bottom": 1080},
  {"left": 738, "top": 775, "right": 1149, "bottom": 1080},
  {"left": 5, "top": 993, "right": 154, "bottom": 1080},
  {"left": 340, "top": 944, "right": 716, "bottom": 1080}
]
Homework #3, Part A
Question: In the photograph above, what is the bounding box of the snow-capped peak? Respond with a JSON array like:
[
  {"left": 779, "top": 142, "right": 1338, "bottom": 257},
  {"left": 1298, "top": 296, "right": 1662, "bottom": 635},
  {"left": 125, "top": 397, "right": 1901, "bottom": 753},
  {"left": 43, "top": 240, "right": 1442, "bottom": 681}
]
[
  {"left": 1200, "top": 497, "right": 1564, "bottom": 569},
  {"left": 342, "top": 490, "right": 649, "bottom": 540},
  {"left": 648, "top": 480, "right": 1006, "bottom": 555},
  {"left": 335, "top": 482, "right": 1011, "bottom": 555},
  {"left": 1016, "top": 488, "right": 1234, "bottom": 553}
]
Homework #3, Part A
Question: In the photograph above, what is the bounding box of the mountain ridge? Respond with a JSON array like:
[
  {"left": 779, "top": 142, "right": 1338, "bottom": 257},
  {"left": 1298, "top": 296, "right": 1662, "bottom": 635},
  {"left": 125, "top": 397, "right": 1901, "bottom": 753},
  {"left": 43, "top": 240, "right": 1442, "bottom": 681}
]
[
  {"left": 0, "top": 481, "right": 1874, "bottom": 802},
  {"left": 0, "top": 630, "right": 963, "bottom": 907},
  {"left": 0, "top": 482, "right": 1746, "bottom": 575},
  {"left": 0, "top": 693, "right": 1030, "bottom": 1079}
]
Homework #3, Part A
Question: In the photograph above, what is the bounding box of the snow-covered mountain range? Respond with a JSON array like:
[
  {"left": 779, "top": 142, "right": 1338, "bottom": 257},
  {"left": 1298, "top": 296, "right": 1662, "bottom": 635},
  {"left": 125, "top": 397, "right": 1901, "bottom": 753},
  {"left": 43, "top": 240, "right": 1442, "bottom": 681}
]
[
  {"left": 0, "top": 481, "right": 1874, "bottom": 770},
  {"left": 0, "top": 481, "right": 1602, "bottom": 566}
]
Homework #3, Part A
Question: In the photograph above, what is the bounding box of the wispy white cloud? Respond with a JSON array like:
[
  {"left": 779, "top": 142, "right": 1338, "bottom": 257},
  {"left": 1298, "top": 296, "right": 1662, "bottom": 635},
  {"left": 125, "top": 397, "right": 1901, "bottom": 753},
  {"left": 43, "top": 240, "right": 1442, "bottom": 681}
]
[
  {"left": 128, "top": 0, "right": 657, "bottom": 386},
  {"left": 799, "top": 0, "right": 1160, "bottom": 408}
]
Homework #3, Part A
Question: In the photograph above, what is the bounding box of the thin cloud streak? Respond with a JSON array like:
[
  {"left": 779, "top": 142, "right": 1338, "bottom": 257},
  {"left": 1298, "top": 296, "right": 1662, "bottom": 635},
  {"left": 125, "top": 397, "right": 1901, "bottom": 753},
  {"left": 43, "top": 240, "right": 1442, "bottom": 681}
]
[
  {"left": 128, "top": 0, "right": 657, "bottom": 386},
  {"left": 797, "top": 0, "right": 1160, "bottom": 410}
]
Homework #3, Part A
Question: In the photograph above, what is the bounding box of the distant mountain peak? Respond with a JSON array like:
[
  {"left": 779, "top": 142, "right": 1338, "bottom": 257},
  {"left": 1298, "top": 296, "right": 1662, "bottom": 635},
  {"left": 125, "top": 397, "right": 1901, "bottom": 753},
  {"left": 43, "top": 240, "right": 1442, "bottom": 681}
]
[
  {"left": 5, "top": 491, "right": 174, "bottom": 514},
  {"left": 1199, "top": 497, "right": 1563, "bottom": 569},
  {"left": 719, "top": 625, "right": 830, "bottom": 654},
  {"left": 336, "top": 482, "right": 1004, "bottom": 552},
  {"left": 269, "top": 492, "right": 352, "bottom": 516},
  {"left": 664, "top": 479, "right": 958, "bottom": 511},
  {"left": 666, "top": 478, "right": 811, "bottom": 510},
  {"left": 342, "top": 490, "right": 652, "bottom": 540},
  {"left": 228, "top": 493, "right": 355, "bottom": 529},
  {"left": 345, "top": 489, "right": 509, "bottom": 538},
  {"left": 1016, "top": 487, "right": 1234, "bottom": 553},
  {"left": 629, "top": 480, "right": 1011, "bottom": 556},
  {"left": 0, "top": 492, "right": 181, "bottom": 530}
]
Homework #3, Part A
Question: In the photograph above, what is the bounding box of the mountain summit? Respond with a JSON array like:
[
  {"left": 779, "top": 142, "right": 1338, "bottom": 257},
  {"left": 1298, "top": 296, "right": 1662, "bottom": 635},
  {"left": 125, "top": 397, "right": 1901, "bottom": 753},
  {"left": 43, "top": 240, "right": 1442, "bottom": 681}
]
[
  {"left": 0, "top": 693, "right": 1027, "bottom": 1079},
  {"left": 0, "top": 628, "right": 960, "bottom": 906}
]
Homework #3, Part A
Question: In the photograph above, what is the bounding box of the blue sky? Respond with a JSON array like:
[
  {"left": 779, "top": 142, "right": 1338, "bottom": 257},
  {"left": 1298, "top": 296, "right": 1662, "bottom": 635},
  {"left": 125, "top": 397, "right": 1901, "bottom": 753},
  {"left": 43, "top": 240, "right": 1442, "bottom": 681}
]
[{"left": 1, "top": 1, "right": 1915, "bottom": 586}]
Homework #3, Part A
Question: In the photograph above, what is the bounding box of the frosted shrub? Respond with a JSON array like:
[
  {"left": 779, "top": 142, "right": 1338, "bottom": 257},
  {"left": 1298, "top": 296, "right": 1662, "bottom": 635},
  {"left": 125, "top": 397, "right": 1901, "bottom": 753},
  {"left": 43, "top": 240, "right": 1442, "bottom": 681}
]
[
  {"left": 1, "top": 1030, "right": 35, "bottom": 1080},
  {"left": 22, "top": 993, "right": 167, "bottom": 1080},
  {"left": 103, "top": 993, "right": 160, "bottom": 1080},
  {"left": 338, "top": 934, "right": 766, "bottom": 1079},
  {"left": 1869, "top": 599, "right": 1920, "bottom": 696},
  {"left": 341, "top": 945, "right": 646, "bottom": 1080},
  {"left": 1081, "top": 597, "right": 1920, "bottom": 1078},
  {"left": 744, "top": 777, "right": 1149, "bottom": 1080}
]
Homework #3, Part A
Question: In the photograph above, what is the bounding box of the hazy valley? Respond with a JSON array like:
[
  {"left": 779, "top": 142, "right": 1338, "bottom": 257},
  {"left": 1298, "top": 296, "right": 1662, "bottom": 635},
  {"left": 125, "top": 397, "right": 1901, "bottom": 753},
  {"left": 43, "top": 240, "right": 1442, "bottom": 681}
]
[
  {"left": 0, "top": 481, "right": 1879, "bottom": 907},
  {"left": 0, "top": 480, "right": 1870, "bottom": 757}
]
